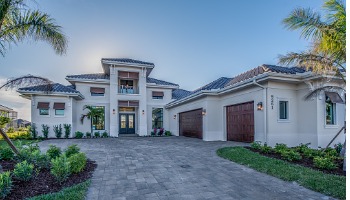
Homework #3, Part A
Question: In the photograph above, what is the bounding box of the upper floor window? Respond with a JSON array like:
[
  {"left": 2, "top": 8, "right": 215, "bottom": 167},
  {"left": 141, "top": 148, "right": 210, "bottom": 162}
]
[
  {"left": 90, "top": 87, "right": 105, "bottom": 96},
  {"left": 152, "top": 91, "right": 164, "bottom": 99},
  {"left": 325, "top": 95, "right": 336, "bottom": 125},
  {"left": 279, "top": 100, "right": 288, "bottom": 120},
  {"left": 54, "top": 102, "right": 65, "bottom": 116},
  {"left": 37, "top": 102, "right": 50, "bottom": 116},
  {"left": 120, "top": 80, "right": 136, "bottom": 94}
]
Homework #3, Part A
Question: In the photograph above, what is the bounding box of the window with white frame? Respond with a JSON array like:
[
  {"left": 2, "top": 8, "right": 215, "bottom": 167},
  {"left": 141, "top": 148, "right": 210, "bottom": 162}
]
[
  {"left": 325, "top": 95, "right": 336, "bottom": 125},
  {"left": 279, "top": 100, "right": 288, "bottom": 120}
]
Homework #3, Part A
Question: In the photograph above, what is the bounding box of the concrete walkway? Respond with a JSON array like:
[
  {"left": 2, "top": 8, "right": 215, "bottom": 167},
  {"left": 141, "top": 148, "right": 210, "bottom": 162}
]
[{"left": 38, "top": 137, "right": 333, "bottom": 200}]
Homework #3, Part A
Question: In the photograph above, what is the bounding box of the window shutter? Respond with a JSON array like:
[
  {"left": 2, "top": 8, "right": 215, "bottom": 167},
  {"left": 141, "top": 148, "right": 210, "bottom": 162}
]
[
  {"left": 37, "top": 102, "right": 50, "bottom": 109},
  {"left": 90, "top": 87, "right": 105, "bottom": 94},
  {"left": 325, "top": 92, "right": 344, "bottom": 103},
  {"left": 118, "top": 101, "right": 139, "bottom": 107},
  {"left": 118, "top": 71, "right": 139, "bottom": 79},
  {"left": 152, "top": 91, "right": 164, "bottom": 97},
  {"left": 53, "top": 103, "right": 65, "bottom": 109}
]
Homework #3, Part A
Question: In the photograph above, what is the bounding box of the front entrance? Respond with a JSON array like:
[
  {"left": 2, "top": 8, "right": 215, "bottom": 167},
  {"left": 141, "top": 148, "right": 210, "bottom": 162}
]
[{"left": 119, "top": 114, "right": 135, "bottom": 134}]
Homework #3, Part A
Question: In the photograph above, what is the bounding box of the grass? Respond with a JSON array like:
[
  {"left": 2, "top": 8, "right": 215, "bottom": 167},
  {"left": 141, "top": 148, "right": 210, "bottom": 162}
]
[
  {"left": 27, "top": 180, "right": 91, "bottom": 200},
  {"left": 217, "top": 147, "right": 345, "bottom": 200},
  {"left": 0, "top": 139, "right": 40, "bottom": 148}
]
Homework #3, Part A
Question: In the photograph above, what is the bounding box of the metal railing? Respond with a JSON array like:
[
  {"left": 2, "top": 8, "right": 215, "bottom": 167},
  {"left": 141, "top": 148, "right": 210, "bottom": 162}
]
[{"left": 119, "top": 85, "right": 138, "bottom": 94}]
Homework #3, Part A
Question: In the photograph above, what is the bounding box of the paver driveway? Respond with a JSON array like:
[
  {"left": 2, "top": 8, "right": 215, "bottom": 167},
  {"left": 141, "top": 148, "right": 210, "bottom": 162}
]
[{"left": 39, "top": 137, "right": 332, "bottom": 200}]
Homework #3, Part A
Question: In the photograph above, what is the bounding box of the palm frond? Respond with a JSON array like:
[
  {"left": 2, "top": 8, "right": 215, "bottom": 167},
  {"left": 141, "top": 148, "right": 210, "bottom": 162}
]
[{"left": 0, "top": 74, "right": 52, "bottom": 90}]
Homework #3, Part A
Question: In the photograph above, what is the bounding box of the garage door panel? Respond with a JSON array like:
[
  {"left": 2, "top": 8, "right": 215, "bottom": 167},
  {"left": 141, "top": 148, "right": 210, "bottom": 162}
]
[
  {"left": 227, "top": 102, "right": 254, "bottom": 142},
  {"left": 179, "top": 109, "right": 203, "bottom": 139}
]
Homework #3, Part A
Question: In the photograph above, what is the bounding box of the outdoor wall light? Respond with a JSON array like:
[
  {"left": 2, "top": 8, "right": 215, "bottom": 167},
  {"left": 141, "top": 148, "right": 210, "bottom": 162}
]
[
  {"left": 173, "top": 115, "right": 177, "bottom": 119},
  {"left": 202, "top": 109, "right": 207, "bottom": 116},
  {"left": 112, "top": 109, "right": 115, "bottom": 114},
  {"left": 142, "top": 110, "right": 145, "bottom": 115},
  {"left": 257, "top": 102, "right": 263, "bottom": 110}
]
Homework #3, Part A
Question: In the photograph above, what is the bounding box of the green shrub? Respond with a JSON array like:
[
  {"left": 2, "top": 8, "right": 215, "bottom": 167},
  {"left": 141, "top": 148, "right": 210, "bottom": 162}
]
[
  {"left": 63, "top": 124, "right": 71, "bottom": 139},
  {"left": 65, "top": 145, "right": 80, "bottom": 158},
  {"left": 13, "top": 160, "right": 34, "bottom": 181},
  {"left": 31, "top": 150, "right": 50, "bottom": 169},
  {"left": 0, "top": 116, "right": 10, "bottom": 128},
  {"left": 261, "top": 143, "right": 273, "bottom": 153},
  {"left": 53, "top": 124, "right": 63, "bottom": 138},
  {"left": 302, "top": 148, "right": 323, "bottom": 159},
  {"left": 0, "top": 147, "right": 14, "bottom": 160},
  {"left": 295, "top": 143, "right": 311, "bottom": 153},
  {"left": 16, "top": 144, "right": 41, "bottom": 163},
  {"left": 18, "top": 127, "right": 26, "bottom": 131},
  {"left": 281, "top": 150, "right": 302, "bottom": 161},
  {"left": 51, "top": 155, "right": 71, "bottom": 183},
  {"left": 102, "top": 131, "right": 108, "bottom": 138},
  {"left": 165, "top": 131, "right": 172, "bottom": 136},
  {"left": 334, "top": 143, "right": 343, "bottom": 154},
  {"left": 86, "top": 132, "right": 91, "bottom": 138},
  {"left": 67, "top": 152, "right": 87, "bottom": 173},
  {"left": 75, "top": 131, "right": 84, "bottom": 139},
  {"left": 0, "top": 172, "right": 12, "bottom": 199},
  {"left": 274, "top": 143, "right": 288, "bottom": 154},
  {"left": 94, "top": 132, "right": 100, "bottom": 138},
  {"left": 41, "top": 124, "right": 50, "bottom": 139},
  {"left": 6, "top": 127, "right": 14, "bottom": 133},
  {"left": 251, "top": 141, "right": 262, "bottom": 150},
  {"left": 323, "top": 147, "right": 338, "bottom": 159},
  {"left": 313, "top": 156, "right": 337, "bottom": 170},
  {"left": 47, "top": 145, "right": 62, "bottom": 159},
  {"left": 30, "top": 123, "right": 38, "bottom": 139},
  {"left": 150, "top": 131, "right": 155, "bottom": 136}
]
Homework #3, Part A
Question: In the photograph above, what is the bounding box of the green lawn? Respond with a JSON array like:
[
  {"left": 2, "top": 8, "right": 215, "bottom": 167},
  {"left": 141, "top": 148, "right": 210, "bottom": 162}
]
[
  {"left": 0, "top": 139, "right": 40, "bottom": 148},
  {"left": 28, "top": 180, "right": 91, "bottom": 200},
  {"left": 217, "top": 147, "right": 345, "bottom": 200}
]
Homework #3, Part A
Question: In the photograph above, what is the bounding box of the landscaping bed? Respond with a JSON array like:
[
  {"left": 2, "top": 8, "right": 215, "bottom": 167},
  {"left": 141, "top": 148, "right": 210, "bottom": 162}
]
[
  {"left": 0, "top": 143, "right": 96, "bottom": 200},
  {"left": 246, "top": 146, "right": 345, "bottom": 176},
  {"left": 3, "top": 160, "right": 96, "bottom": 200}
]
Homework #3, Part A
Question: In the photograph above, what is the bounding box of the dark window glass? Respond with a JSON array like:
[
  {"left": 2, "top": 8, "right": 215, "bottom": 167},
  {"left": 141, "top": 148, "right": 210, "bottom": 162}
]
[
  {"left": 325, "top": 95, "right": 336, "bottom": 125},
  {"left": 55, "top": 109, "right": 64, "bottom": 116},
  {"left": 279, "top": 101, "right": 288, "bottom": 120},
  {"left": 39, "top": 109, "right": 49, "bottom": 115},
  {"left": 152, "top": 96, "right": 163, "bottom": 99},
  {"left": 152, "top": 108, "right": 163, "bottom": 128},
  {"left": 91, "top": 92, "right": 104, "bottom": 96}
]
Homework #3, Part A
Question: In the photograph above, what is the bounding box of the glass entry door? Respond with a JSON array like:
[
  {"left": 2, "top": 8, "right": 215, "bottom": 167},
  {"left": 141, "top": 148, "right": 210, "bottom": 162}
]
[{"left": 119, "top": 114, "right": 135, "bottom": 134}]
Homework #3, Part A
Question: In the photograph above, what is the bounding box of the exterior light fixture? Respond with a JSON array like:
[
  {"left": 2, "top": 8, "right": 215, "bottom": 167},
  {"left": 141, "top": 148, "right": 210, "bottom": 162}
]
[
  {"left": 113, "top": 109, "right": 115, "bottom": 114},
  {"left": 257, "top": 102, "right": 263, "bottom": 110},
  {"left": 142, "top": 110, "right": 145, "bottom": 115},
  {"left": 173, "top": 115, "right": 177, "bottom": 119},
  {"left": 202, "top": 109, "right": 207, "bottom": 116}
]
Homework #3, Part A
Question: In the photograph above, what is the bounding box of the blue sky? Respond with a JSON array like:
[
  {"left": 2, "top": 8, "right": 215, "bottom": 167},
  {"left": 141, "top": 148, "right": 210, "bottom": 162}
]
[{"left": 0, "top": 0, "right": 323, "bottom": 119}]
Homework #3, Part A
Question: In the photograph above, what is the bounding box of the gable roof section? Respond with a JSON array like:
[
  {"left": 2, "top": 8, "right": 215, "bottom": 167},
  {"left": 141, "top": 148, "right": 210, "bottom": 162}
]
[
  {"left": 225, "top": 65, "right": 306, "bottom": 86},
  {"left": 101, "top": 58, "right": 155, "bottom": 67},
  {"left": 172, "top": 89, "right": 192, "bottom": 100},
  {"left": 147, "top": 77, "right": 179, "bottom": 87},
  {"left": 66, "top": 73, "right": 110, "bottom": 80},
  {"left": 193, "top": 77, "right": 232, "bottom": 93},
  {"left": 18, "top": 83, "right": 81, "bottom": 94}
]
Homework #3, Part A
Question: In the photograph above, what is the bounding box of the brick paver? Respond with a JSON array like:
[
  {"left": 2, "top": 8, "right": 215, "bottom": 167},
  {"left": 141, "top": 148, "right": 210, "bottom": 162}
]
[{"left": 39, "top": 137, "right": 333, "bottom": 200}]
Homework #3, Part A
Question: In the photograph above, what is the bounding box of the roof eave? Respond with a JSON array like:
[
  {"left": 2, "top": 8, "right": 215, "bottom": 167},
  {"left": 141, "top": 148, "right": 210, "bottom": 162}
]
[
  {"left": 17, "top": 90, "right": 85, "bottom": 100},
  {"left": 65, "top": 77, "right": 110, "bottom": 84}
]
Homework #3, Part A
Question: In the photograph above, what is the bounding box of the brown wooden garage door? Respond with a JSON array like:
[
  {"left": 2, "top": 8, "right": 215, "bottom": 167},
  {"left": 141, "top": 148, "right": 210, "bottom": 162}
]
[
  {"left": 226, "top": 102, "right": 254, "bottom": 142},
  {"left": 179, "top": 109, "right": 203, "bottom": 139}
]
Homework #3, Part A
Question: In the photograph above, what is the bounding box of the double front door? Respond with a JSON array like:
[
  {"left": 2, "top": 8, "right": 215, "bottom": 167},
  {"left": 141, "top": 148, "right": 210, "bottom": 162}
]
[{"left": 119, "top": 114, "right": 135, "bottom": 134}]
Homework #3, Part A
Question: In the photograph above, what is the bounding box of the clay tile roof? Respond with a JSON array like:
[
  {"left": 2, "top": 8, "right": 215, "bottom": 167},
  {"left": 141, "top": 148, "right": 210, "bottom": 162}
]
[
  {"left": 18, "top": 83, "right": 80, "bottom": 94},
  {"left": 172, "top": 89, "right": 192, "bottom": 100}
]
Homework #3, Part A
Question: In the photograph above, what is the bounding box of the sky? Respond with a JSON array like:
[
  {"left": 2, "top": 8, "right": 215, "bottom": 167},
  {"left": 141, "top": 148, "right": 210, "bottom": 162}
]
[{"left": 0, "top": 0, "right": 324, "bottom": 120}]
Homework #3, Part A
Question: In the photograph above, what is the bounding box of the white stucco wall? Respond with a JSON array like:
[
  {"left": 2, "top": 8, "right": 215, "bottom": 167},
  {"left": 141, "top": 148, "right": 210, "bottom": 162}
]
[{"left": 31, "top": 95, "right": 73, "bottom": 138}]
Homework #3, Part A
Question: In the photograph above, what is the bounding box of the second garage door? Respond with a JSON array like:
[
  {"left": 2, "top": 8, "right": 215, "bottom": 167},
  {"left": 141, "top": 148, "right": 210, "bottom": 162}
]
[
  {"left": 226, "top": 102, "right": 254, "bottom": 142},
  {"left": 179, "top": 109, "right": 203, "bottom": 139}
]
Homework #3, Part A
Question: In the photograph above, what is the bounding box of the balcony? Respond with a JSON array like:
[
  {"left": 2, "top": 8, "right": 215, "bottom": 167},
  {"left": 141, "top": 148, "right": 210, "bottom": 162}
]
[{"left": 119, "top": 85, "right": 139, "bottom": 94}]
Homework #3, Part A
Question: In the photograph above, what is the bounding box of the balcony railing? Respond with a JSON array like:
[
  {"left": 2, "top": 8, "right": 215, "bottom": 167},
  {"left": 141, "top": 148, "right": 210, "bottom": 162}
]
[{"left": 119, "top": 85, "right": 139, "bottom": 94}]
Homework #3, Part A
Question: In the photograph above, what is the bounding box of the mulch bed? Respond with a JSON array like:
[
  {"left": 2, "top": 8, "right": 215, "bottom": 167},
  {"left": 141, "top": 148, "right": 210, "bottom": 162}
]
[
  {"left": 1, "top": 159, "right": 97, "bottom": 200},
  {"left": 245, "top": 147, "right": 345, "bottom": 176}
]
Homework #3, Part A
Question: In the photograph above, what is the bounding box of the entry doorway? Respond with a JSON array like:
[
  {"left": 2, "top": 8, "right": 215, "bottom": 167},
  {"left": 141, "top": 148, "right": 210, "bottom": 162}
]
[{"left": 119, "top": 113, "right": 135, "bottom": 134}]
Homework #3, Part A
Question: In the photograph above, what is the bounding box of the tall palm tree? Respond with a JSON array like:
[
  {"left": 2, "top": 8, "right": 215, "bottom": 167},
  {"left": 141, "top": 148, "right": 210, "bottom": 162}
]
[
  {"left": 80, "top": 105, "right": 105, "bottom": 135},
  {"left": 0, "top": 0, "right": 68, "bottom": 56},
  {"left": 278, "top": 0, "right": 345, "bottom": 81}
]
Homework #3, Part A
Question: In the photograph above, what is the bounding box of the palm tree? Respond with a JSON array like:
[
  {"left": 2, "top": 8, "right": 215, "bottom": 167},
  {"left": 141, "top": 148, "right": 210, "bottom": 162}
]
[
  {"left": 0, "top": 0, "right": 68, "bottom": 56},
  {"left": 80, "top": 105, "right": 105, "bottom": 135},
  {"left": 278, "top": 0, "right": 345, "bottom": 81}
]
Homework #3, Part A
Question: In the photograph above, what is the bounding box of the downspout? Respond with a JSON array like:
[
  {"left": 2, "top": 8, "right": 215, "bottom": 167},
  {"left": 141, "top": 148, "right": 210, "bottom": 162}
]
[{"left": 252, "top": 79, "right": 268, "bottom": 144}]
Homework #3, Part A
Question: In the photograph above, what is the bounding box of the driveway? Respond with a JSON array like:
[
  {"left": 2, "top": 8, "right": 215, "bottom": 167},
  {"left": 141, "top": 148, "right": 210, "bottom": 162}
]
[{"left": 38, "top": 137, "right": 332, "bottom": 200}]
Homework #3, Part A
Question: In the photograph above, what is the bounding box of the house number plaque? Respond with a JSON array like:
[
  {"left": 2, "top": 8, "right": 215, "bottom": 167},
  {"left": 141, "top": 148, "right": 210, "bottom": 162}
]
[{"left": 271, "top": 95, "right": 274, "bottom": 109}]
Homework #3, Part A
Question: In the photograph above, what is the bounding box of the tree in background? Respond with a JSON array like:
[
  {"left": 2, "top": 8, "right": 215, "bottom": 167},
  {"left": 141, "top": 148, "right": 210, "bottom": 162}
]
[{"left": 278, "top": 0, "right": 345, "bottom": 81}]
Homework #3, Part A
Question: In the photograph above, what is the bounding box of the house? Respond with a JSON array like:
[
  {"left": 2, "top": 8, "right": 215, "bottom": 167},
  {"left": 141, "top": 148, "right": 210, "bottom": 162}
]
[
  {"left": 0, "top": 104, "right": 18, "bottom": 120},
  {"left": 17, "top": 58, "right": 345, "bottom": 148}
]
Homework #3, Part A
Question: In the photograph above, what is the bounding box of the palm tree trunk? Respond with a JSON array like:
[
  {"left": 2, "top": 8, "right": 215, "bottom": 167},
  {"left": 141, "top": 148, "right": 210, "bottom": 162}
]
[{"left": 0, "top": 128, "right": 19, "bottom": 154}]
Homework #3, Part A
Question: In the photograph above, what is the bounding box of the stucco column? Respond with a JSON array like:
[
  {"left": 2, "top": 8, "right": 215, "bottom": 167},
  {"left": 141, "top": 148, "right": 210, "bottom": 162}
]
[
  {"left": 109, "top": 65, "right": 118, "bottom": 137},
  {"left": 138, "top": 69, "right": 147, "bottom": 136}
]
